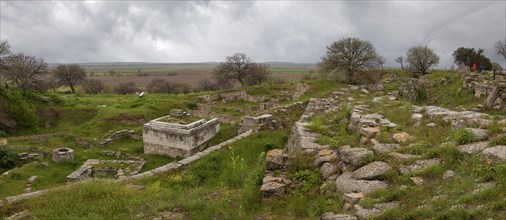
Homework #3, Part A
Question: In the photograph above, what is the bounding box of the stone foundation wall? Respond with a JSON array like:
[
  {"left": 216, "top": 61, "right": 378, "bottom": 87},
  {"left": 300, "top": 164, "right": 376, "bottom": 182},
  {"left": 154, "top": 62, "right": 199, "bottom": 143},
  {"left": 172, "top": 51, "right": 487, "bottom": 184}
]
[
  {"left": 463, "top": 74, "right": 506, "bottom": 110},
  {"left": 143, "top": 118, "right": 220, "bottom": 157}
]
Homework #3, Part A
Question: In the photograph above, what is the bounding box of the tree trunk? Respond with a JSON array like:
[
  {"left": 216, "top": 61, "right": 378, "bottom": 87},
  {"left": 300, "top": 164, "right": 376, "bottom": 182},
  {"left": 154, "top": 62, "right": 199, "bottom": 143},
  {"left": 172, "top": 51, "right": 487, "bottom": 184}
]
[{"left": 70, "top": 86, "right": 75, "bottom": 93}]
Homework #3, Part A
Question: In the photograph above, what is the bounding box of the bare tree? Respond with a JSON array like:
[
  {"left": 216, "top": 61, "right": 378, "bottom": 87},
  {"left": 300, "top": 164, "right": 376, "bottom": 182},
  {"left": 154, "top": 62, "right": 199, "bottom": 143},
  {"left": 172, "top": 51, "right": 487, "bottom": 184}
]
[
  {"left": 53, "top": 64, "right": 87, "bottom": 93},
  {"left": 495, "top": 39, "right": 506, "bottom": 67},
  {"left": 245, "top": 63, "right": 271, "bottom": 86},
  {"left": 114, "top": 82, "right": 137, "bottom": 94},
  {"left": 82, "top": 78, "right": 105, "bottom": 94},
  {"left": 318, "top": 37, "right": 379, "bottom": 84},
  {"left": 197, "top": 78, "right": 218, "bottom": 91},
  {"left": 377, "top": 56, "right": 386, "bottom": 70},
  {"left": 213, "top": 53, "right": 254, "bottom": 86},
  {"left": 406, "top": 45, "right": 440, "bottom": 75},
  {"left": 3, "top": 53, "right": 48, "bottom": 90},
  {"left": 395, "top": 56, "right": 404, "bottom": 70},
  {"left": 0, "top": 40, "right": 12, "bottom": 88},
  {"left": 146, "top": 78, "right": 175, "bottom": 94}
]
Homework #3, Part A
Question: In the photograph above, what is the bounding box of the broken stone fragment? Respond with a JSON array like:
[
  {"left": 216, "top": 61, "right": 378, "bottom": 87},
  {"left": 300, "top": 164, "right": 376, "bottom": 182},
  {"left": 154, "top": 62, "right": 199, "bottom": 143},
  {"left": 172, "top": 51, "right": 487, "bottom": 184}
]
[
  {"left": 344, "top": 192, "right": 364, "bottom": 204},
  {"left": 334, "top": 172, "right": 388, "bottom": 194},
  {"left": 464, "top": 128, "right": 490, "bottom": 141},
  {"left": 320, "top": 162, "right": 338, "bottom": 179},
  {"left": 266, "top": 149, "right": 285, "bottom": 170},
  {"left": 320, "top": 212, "right": 357, "bottom": 220},
  {"left": 392, "top": 132, "right": 414, "bottom": 143},
  {"left": 339, "top": 148, "right": 374, "bottom": 169}
]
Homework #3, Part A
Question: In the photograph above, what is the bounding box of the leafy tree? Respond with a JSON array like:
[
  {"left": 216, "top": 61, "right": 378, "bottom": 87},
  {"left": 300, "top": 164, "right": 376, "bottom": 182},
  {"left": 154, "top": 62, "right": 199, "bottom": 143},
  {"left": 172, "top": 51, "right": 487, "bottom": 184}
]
[
  {"left": 406, "top": 45, "right": 439, "bottom": 75},
  {"left": 2, "top": 53, "right": 47, "bottom": 90},
  {"left": 146, "top": 78, "right": 175, "bottom": 94},
  {"left": 82, "top": 78, "right": 105, "bottom": 94},
  {"left": 0, "top": 149, "right": 19, "bottom": 171},
  {"left": 395, "top": 56, "right": 404, "bottom": 70},
  {"left": 452, "top": 47, "right": 492, "bottom": 70},
  {"left": 0, "top": 40, "right": 12, "bottom": 88},
  {"left": 495, "top": 39, "right": 506, "bottom": 66},
  {"left": 53, "top": 64, "right": 87, "bottom": 93},
  {"left": 318, "top": 37, "right": 379, "bottom": 84},
  {"left": 213, "top": 53, "right": 254, "bottom": 87}
]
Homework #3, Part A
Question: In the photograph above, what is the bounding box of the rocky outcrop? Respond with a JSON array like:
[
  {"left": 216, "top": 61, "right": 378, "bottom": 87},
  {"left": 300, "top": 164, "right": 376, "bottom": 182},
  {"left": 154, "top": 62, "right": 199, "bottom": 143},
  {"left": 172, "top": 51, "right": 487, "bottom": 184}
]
[
  {"left": 339, "top": 147, "right": 374, "bottom": 170},
  {"left": 352, "top": 161, "right": 392, "bottom": 180},
  {"left": 458, "top": 142, "right": 489, "bottom": 154}
]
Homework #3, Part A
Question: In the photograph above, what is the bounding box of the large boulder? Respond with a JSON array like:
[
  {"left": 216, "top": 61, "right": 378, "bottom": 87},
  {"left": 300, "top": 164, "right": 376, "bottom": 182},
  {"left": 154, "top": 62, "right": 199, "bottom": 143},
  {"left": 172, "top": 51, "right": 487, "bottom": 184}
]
[
  {"left": 481, "top": 146, "right": 506, "bottom": 164},
  {"left": 352, "top": 161, "right": 393, "bottom": 180},
  {"left": 339, "top": 148, "right": 374, "bottom": 169},
  {"left": 334, "top": 172, "right": 388, "bottom": 194},
  {"left": 266, "top": 149, "right": 285, "bottom": 170},
  {"left": 457, "top": 142, "right": 489, "bottom": 154}
]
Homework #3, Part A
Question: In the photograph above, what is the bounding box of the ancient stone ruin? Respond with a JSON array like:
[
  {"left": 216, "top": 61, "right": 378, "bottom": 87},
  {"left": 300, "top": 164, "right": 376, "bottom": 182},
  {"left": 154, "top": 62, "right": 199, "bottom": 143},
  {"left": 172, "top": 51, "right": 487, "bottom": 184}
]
[
  {"left": 143, "top": 116, "right": 220, "bottom": 158},
  {"left": 52, "top": 148, "right": 74, "bottom": 162},
  {"left": 237, "top": 114, "right": 282, "bottom": 134},
  {"left": 67, "top": 159, "right": 145, "bottom": 181},
  {"left": 463, "top": 73, "right": 506, "bottom": 111}
]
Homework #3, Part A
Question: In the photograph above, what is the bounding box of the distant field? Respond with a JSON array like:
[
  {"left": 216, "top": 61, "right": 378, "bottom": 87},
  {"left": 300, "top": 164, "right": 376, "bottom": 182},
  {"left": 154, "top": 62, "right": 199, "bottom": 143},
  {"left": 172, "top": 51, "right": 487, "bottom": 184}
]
[{"left": 72, "top": 62, "right": 315, "bottom": 87}]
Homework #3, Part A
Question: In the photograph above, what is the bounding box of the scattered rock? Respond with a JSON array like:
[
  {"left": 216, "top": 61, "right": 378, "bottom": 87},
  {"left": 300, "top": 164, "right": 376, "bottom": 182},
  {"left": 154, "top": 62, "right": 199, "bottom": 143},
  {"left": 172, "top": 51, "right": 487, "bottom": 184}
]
[
  {"left": 6, "top": 210, "right": 35, "bottom": 220},
  {"left": 339, "top": 148, "right": 374, "bottom": 169},
  {"left": 481, "top": 145, "right": 506, "bottom": 164},
  {"left": 372, "top": 143, "right": 401, "bottom": 154},
  {"left": 426, "top": 123, "right": 437, "bottom": 128},
  {"left": 465, "top": 128, "right": 490, "bottom": 141},
  {"left": 315, "top": 149, "right": 338, "bottom": 167},
  {"left": 334, "top": 172, "right": 388, "bottom": 194},
  {"left": 412, "top": 114, "right": 423, "bottom": 121},
  {"left": 261, "top": 175, "right": 292, "bottom": 199},
  {"left": 360, "top": 89, "right": 370, "bottom": 94},
  {"left": 410, "top": 176, "right": 424, "bottom": 185},
  {"left": 344, "top": 192, "right": 364, "bottom": 204},
  {"left": 372, "top": 97, "right": 383, "bottom": 102},
  {"left": 320, "top": 212, "right": 357, "bottom": 220},
  {"left": 442, "top": 170, "right": 456, "bottom": 179},
  {"left": 388, "top": 152, "right": 420, "bottom": 161},
  {"left": 457, "top": 142, "right": 489, "bottom": 154},
  {"left": 266, "top": 149, "right": 285, "bottom": 170},
  {"left": 355, "top": 202, "right": 399, "bottom": 219},
  {"left": 392, "top": 132, "right": 414, "bottom": 143},
  {"left": 399, "top": 158, "right": 441, "bottom": 175},
  {"left": 360, "top": 126, "right": 380, "bottom": 138},
  {"left": 28, "top": 175, "right": 37, "bottom": 183},
  {"left": 352, "top": 161, "right": 393, "bottom": 180},
  {"left": 321, "top": 162, "right": 339, "bottom": 179}
]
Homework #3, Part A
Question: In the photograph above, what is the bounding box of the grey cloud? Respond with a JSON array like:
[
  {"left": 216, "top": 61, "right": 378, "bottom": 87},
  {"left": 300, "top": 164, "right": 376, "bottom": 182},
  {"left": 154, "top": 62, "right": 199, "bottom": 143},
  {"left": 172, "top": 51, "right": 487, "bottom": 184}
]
[{"left": 0, "top": 1, "right": 505, "bottom": 67}]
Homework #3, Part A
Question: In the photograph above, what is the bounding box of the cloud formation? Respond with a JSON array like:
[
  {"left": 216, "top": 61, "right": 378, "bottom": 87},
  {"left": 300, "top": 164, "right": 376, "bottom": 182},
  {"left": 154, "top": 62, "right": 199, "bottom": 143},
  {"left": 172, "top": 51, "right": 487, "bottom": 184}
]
[{"left": 1, "top": 1, "right": 505, "bottom": 68}]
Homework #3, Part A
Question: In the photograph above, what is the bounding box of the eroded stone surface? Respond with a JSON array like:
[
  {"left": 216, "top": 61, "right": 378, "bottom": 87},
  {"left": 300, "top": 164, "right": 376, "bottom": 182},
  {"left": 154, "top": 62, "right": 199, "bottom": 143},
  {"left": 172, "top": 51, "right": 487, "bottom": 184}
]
[
  {"left": 399, "top": 158, "right": 441, "bottom": 175},
  {"left": 352, "top": 161, "right": 393, "bottom": 180},
  {"left": 481, "top": 145, "right": 506, "bottom": 164},
  {"left": 339, "top": 148, "right": 374, "bottom": 169},
  {"left": 372, "top": 143, "right": 401, "bottom": 154},
  {"left": 266, "top": 149, "right": 285, "bottom": 170},
  {"left": 458, "top": 142, "right": 489, "bottom": 154},
  {"left": 334, "top": 172, "right": 388, "bottom": 194}
]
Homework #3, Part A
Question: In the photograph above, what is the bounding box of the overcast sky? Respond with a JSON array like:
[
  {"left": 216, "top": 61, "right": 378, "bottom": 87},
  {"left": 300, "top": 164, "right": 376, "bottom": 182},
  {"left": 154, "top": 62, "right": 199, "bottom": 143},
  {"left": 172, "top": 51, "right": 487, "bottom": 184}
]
[{"left": 1, "top": 1, "right": 505, "bottom": 68}]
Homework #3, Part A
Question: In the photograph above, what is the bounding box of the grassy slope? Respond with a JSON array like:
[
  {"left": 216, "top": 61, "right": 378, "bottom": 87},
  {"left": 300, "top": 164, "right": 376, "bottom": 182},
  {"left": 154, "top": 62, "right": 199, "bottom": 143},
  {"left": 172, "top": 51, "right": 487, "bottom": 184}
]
[{"left": 2, "top": 72, "right": 505, "bottom": 219}]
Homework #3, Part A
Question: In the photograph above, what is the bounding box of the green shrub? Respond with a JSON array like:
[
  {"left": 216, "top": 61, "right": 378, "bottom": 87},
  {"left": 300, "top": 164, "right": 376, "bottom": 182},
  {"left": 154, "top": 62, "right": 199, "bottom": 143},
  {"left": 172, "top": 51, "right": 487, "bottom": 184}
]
[
  {"left": 292, "top": 169, "right": 320, "bottom": 192},
  {"left": 186, "top": 102, "right": 198, "bottom": 110},
  {"left": 0, "top": 149, "right": 19, "bottom": 171},
  {"left": 453, "top": 129, "right": 474, "bottom": 145},
  {"left": 0, "top": 89, "right": 39, "bottom": 130}
]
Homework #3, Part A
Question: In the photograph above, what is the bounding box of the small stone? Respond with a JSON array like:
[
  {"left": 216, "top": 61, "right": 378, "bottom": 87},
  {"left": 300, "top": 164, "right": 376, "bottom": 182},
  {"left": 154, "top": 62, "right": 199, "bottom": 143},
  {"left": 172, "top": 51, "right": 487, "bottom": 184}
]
[
  {"left": 320, "top": 162, "right": 338, "bottom": 179},
  {"left": 411, "top": 114, "right": 423, "bottom": 121},
  {"left": 465, "top": 128, "right": 490, "bottom": 141},
  {"left": 360, "top": 89, "right": 370, "bottom": 94},
  {"left": 28, "top": 175, "right": 37, "bottom": 183},
  {"left": 320, "top": 212, "right": 357, "bottom": 220},
  {"left": 442, "top": 170, "right": 455, "bottom": 179},
  {"left": 372, "top": 143, "right": 401, "bottom": 154},
  {"left": 360, "top": 126, "right": 380, "bottom": 138},
  {"left": 266, "top": 149, "right": 285, "bottom": 170},
  {"left": 426, "top": 123, "right": 437, "bottom": 128},
  {"left": 372, "top": 97, "right": 383, "bottom": 102},
  {"left": 344, "top": 192, "right": 364, "bottom": 204},
  {"left": 392, "top": 132, "right": 414, "bottom": 143},
  {"left": 410, "top": 176, "right": 424, "bottom": 185}
]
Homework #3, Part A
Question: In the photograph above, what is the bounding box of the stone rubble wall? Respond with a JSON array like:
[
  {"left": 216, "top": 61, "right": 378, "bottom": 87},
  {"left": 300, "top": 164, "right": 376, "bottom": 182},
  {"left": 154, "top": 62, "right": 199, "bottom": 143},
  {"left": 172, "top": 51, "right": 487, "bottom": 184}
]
[{"left": 463, "top": 74, "right": 506, "bottom": 110}]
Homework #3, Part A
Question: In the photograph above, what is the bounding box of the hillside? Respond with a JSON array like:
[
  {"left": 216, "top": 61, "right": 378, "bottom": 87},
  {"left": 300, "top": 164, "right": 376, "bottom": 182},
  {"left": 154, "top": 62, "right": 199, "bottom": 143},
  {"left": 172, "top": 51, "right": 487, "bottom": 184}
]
[{"left": 1, "top": 71, "right": 505, "bottom": 219}]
